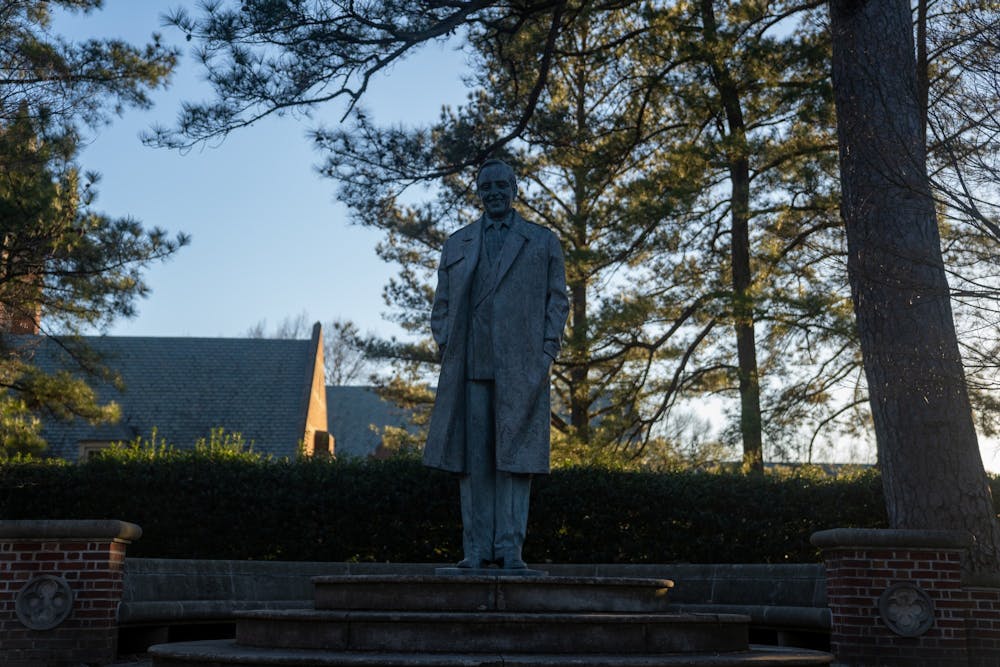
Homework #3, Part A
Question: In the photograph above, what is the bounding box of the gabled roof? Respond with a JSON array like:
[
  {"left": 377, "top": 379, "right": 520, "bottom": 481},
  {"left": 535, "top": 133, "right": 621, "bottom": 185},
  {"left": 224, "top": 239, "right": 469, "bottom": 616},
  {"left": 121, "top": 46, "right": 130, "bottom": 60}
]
[
  {"left": 326, "top": 386, "right": 416, "bottom": 458},
  {"left": 24, "top": 335, "right": 321, "bottom": 460}
]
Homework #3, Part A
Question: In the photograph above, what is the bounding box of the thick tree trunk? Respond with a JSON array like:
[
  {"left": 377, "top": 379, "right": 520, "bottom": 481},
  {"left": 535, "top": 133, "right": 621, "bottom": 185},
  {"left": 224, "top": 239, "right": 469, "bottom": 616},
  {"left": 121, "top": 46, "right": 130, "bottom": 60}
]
[{"left": 829, "top": 0, "right": 1000, "bottom": 577}]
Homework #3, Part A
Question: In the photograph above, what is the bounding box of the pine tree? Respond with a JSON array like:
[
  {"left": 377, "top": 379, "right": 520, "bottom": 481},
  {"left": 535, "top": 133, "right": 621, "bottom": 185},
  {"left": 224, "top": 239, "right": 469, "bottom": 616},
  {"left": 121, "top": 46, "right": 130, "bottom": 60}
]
[
  {"left": 0, "top": 1, "right": 186, "bottom": 457},
  {"left": 165, "top": 1, "right": 859, "bottom": 467}
]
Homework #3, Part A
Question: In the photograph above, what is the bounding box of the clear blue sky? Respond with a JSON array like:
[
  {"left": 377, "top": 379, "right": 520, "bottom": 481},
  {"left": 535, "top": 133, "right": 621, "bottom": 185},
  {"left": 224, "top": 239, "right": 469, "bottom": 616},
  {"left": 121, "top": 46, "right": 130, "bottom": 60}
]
[{"left": 54, "top": 0, "right": 468, "bottom": 340}]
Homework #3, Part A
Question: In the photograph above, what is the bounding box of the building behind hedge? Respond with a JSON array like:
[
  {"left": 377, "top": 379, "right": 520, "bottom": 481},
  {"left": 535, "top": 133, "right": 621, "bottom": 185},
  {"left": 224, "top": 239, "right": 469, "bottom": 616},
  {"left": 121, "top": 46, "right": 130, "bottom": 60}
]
[
  {"left": 21, "top": 323, "right": 331, "bottom": 461},
  {"left": 326, "top": 385, "right": 419, "bottom": 459}
]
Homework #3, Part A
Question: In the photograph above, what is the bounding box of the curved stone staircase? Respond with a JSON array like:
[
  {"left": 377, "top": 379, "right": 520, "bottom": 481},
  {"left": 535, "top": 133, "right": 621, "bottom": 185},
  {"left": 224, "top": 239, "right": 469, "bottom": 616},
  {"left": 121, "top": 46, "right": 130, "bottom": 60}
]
[{"left": 149, "top": 574, "right": 832, "bottom": 666}]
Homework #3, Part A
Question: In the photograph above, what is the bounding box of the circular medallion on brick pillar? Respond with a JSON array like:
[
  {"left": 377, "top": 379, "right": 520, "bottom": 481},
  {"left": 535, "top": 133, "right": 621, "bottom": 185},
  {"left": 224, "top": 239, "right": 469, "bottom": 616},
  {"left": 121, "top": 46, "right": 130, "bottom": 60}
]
[
  {"left": 15, "top": 575, "right": 74, "bottom": 630},
  {"left": 879, "top": 582, "right": 935, "bottom": 637}
]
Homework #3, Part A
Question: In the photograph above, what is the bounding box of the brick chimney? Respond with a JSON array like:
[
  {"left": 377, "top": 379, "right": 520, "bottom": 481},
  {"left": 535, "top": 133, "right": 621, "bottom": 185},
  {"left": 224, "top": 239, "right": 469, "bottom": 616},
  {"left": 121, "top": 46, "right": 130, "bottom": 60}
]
[
  {"left": 0, "top": 302, "right": 40, "bottom": 334},
  {"left": 0, "top": 275, "right": 41, "bottom": 334}
]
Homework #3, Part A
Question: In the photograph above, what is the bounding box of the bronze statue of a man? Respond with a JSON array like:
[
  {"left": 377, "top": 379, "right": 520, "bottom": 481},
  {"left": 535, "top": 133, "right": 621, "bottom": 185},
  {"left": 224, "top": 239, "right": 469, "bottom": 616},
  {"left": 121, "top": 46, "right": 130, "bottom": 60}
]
[{"left": 424, "top": 158, "right": 569, "bottom": 570}]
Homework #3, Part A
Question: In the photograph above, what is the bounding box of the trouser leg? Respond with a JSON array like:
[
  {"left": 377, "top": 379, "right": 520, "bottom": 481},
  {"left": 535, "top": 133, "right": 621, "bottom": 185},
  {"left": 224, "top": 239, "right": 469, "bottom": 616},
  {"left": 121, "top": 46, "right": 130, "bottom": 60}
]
[
  {"left": 494, "top": 471, "right": 531, "bottom": 567},
  {"left": 459, "top": 380, "right": 495, "bottom": 565}
]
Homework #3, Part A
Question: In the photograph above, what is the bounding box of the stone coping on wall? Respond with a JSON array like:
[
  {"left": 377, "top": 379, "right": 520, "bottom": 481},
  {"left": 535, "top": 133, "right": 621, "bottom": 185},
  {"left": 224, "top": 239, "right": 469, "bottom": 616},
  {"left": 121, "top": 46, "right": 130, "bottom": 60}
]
[
  {"left": 122, "top": 559, "right": 828, "bottom": 608},
  {"left": 0, "top": 519, "right": 142, "bottom": 542},
  {"left": 811, "top": 528, "right": 1000, "bottom": 588},
  {"left": 810, "top": 527, "right": 971, "bottom": 550},
  {"left": 964, "top": 573, "right": 1000, "bottom": 588}
]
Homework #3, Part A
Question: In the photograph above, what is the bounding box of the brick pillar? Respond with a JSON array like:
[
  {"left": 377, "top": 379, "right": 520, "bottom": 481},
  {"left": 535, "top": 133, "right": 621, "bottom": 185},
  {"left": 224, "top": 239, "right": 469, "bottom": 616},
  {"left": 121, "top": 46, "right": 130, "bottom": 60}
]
[
  {"left": 0, "top": 519, "right": 141, "bottom": 667},
  {"left": 812, "top": 528, "right": 972, "bottom": 666},
  {"left": 965, "top": 584, "right": 1000, "bottom": 667}
]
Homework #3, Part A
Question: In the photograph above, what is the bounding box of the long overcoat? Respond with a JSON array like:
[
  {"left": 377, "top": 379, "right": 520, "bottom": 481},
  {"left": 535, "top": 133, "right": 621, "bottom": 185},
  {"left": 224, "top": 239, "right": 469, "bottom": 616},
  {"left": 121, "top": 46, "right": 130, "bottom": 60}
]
[{"left": 424, "top": 212, "right": 568, "bottom": 475}]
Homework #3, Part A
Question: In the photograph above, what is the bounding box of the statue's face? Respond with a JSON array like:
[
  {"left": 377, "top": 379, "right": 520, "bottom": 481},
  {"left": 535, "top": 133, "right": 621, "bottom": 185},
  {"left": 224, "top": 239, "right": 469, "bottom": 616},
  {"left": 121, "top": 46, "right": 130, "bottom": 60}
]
[{"left": 476, "top": 164, "right": 515, "bottom": 220}]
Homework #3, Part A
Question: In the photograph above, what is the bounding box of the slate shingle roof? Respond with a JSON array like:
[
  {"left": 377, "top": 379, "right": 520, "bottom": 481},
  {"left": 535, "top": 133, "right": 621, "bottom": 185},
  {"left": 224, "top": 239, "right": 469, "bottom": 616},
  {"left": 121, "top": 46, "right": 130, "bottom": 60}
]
[
  {"left": 26, "top": 336, "right": 318, "bottom": 461},
  {"left": 326, "top": 386, "right": 417, "bottom": 458}
]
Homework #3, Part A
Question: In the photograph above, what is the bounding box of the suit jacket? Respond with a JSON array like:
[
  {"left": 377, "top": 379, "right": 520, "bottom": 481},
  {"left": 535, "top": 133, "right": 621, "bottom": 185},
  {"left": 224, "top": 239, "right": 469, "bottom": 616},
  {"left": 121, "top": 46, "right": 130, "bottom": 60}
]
[{"left": 423, "top": 211, "right": 569, "bottom": 474}]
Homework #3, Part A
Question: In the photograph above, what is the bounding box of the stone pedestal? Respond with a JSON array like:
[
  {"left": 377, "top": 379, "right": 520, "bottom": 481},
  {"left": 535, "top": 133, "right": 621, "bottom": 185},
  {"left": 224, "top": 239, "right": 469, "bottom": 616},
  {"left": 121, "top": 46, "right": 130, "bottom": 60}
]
[
  {"left": 150, "top": 573, "right": 833, "bottom": 666},
  {"left": 0, "top": 519, "right": 141, "bottom": 667},
  {"left": 812, "top": 528, "right": 1000, "bottom": 667}
]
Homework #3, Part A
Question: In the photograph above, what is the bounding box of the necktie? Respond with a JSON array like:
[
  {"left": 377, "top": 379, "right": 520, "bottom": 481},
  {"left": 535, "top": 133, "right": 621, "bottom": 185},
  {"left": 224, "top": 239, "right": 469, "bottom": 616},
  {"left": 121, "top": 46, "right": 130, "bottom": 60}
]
[{"left": 486, "top": 223, "right": 502, "bottom": 264}]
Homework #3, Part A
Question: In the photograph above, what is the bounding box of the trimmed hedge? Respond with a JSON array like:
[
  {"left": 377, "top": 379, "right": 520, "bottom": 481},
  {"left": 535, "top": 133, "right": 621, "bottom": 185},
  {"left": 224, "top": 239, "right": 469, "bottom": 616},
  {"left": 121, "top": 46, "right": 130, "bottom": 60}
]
[{"left": 0, "top": 453, "right": 933, "bottom": 563}]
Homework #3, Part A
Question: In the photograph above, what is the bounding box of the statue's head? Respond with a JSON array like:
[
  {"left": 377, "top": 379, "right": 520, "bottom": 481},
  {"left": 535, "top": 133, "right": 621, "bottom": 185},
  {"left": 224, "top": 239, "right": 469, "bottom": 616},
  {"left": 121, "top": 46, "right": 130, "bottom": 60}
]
[{"left": 476, "top": 158, "right": 517, "bottom": 220}]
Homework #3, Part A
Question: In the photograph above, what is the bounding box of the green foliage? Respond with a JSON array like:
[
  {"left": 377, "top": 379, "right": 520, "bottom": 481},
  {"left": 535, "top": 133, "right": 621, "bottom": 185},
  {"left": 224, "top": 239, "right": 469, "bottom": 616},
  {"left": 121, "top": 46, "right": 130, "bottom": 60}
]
[
  {"left": 0, "top": 394, "right": 45, "bottom": 457},
  {"left": 532, "top": 465, "right": 888, "bottom": 564},
  {"left": 97, "top": 428, "right": 256, "bottom": 462},
  {"left": 0, "top": 110, "right": 184, "bottom": 458},
  {"left": 0, "top": 362, "right": 122, "bottom": 459},
  {"left": 1, "top": 0, "right": 178, "bottom": 131},
  {"left": 0, "top": 454, "right": 899, "bottom": 563},
  {"left": 0, "top": 2, "right": 186, "bottom": 457}
]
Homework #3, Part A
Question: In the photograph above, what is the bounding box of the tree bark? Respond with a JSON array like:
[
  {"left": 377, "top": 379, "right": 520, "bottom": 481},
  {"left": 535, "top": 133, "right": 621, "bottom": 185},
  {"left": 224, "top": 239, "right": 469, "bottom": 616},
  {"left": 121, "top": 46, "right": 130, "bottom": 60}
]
[
  {"left": 915, "top": 0, "right": 929, "bottom": 144},
  {"left": 569, "top": 278, "right": 590, "bottom": 442},
  {"left": 729, "top": 154, "right": 764, "bottom": 475},
  {"left": 569, "top": 51, "right": 591, "bottom": 445},
  {"left": 700, "top": 0, "right": 764, "bottom": 474},
  {"left": 829, "top": 0, "right": 1000, "bottom": 576}
]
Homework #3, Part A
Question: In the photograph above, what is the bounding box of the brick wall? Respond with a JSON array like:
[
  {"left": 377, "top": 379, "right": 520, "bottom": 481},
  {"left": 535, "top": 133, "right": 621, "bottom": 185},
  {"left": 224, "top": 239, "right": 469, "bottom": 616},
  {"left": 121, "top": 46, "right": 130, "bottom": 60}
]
[
  {"left": 812, "top": 528, "right": 1000, "bottom": 667},
  {"left": 0, "top": 520, "right": 140, "bottom": 667},
  {"left": 966, "top": 586, "right": 1000, "bottom": 667},
  {"left": 301, "top": 320, "right": 329, "bottom": 457}
]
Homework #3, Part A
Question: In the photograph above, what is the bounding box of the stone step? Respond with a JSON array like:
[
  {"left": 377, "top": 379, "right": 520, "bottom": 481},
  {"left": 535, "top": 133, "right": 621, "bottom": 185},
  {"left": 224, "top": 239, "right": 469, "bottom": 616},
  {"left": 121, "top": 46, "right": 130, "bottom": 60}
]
[
  {"left": 149, "top": 639, "right": 835, "bottom": 666},
  {"left": 234, "top": 610, "right": 748, "bottom": 654},
  {"left": 312, "top": 575, "right": 674, "bottom": 613}
]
